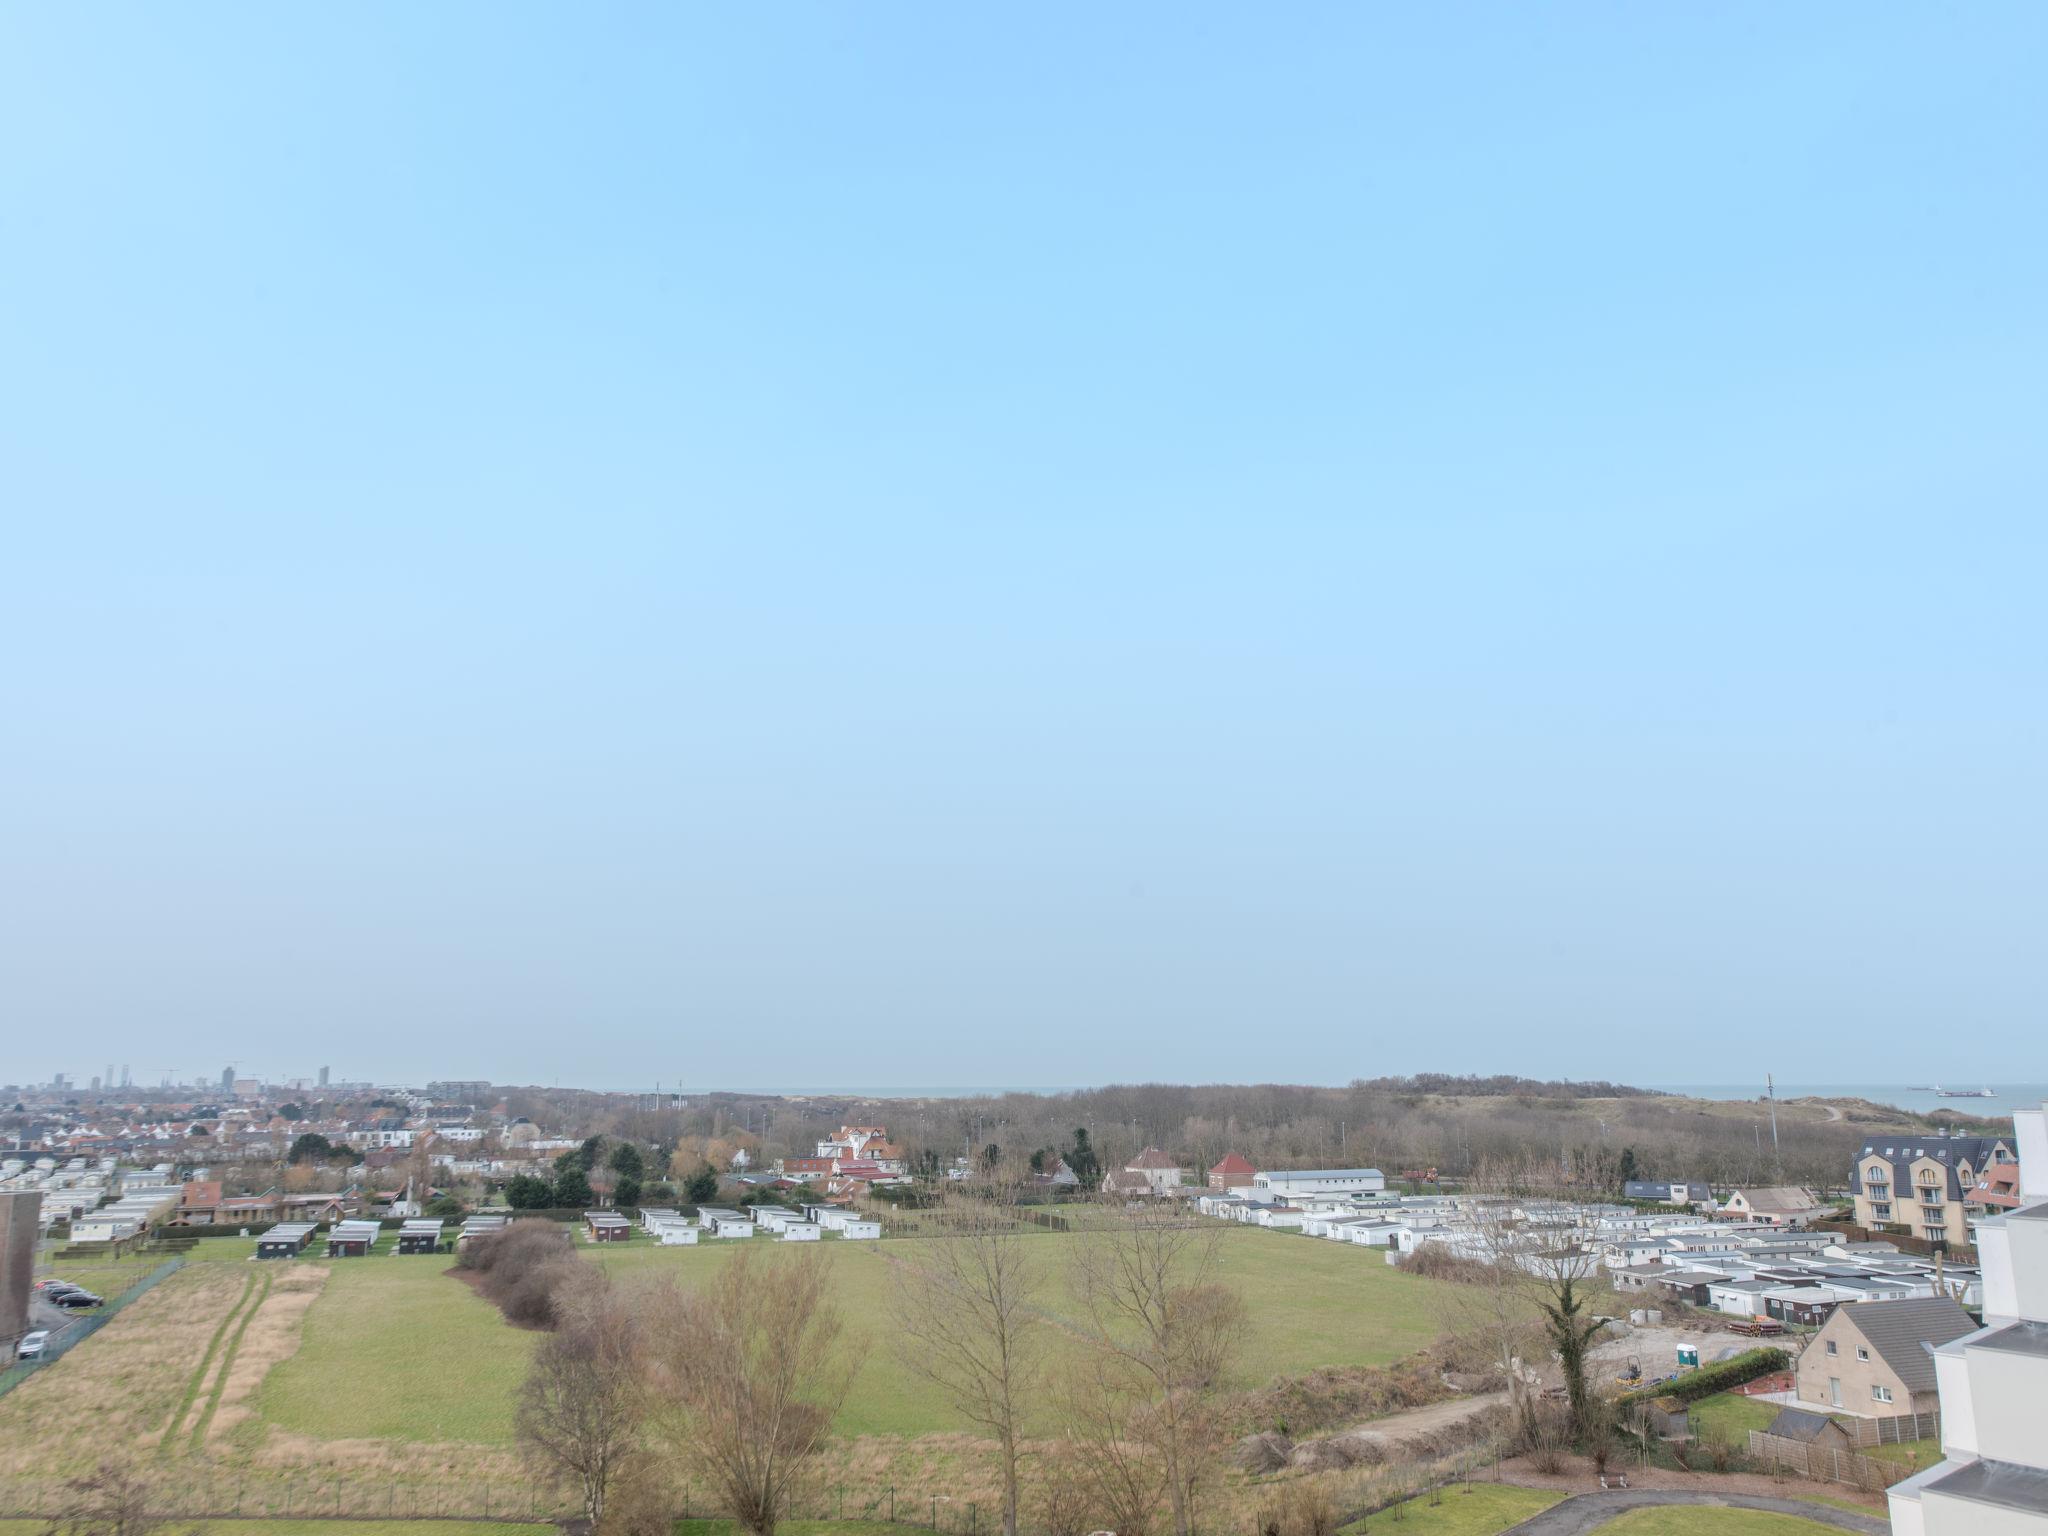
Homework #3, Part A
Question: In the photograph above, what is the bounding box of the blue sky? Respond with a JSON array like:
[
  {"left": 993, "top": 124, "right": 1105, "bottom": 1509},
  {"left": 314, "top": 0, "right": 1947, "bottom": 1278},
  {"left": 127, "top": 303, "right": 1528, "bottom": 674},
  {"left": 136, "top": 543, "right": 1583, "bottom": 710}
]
[{"left": 3, "top": 6, "right": 2043, "bottom": 1092}]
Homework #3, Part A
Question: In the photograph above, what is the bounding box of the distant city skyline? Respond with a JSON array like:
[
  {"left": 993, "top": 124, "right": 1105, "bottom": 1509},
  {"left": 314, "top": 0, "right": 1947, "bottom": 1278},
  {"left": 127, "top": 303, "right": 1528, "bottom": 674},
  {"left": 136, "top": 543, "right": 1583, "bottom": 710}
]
[{"left": 4, "top": 7, "right": 2043, "bottom": 1088}]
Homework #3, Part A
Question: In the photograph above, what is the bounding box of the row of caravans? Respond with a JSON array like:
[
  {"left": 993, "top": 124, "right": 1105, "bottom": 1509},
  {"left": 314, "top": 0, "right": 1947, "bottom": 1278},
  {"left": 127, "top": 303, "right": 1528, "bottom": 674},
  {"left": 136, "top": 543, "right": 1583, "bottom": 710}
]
[{"left": 638, "top": 1204, "right": 881, "bottom": 1245}]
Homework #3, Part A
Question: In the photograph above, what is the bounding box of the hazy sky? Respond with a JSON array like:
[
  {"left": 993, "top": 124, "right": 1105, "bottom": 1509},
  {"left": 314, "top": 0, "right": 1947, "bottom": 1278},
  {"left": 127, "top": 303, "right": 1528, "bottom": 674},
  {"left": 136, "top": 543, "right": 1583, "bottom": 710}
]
[{"left": 4, "top": 7, "right": 2043, "bottom": 1093}]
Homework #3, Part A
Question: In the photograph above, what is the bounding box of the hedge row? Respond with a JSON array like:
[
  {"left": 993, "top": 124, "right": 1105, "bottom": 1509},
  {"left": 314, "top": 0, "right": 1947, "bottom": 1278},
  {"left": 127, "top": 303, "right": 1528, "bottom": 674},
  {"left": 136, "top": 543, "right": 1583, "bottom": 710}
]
[{"left": 1620, "top": 1346, "right": 1790, "bottom": 1406}]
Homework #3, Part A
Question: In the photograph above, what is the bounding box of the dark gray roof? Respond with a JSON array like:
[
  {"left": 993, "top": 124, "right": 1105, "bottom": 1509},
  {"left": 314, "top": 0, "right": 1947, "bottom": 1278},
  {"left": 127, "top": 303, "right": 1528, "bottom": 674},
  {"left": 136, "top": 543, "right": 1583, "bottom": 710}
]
[
  {"left": 1925, "top": 1458, "right": 2048, "bottom": 1516},
  {"left": 1855, "top": 1134, "right": 2007, "bottom": 1201},
  {"left": 1766, "top": 1408, "right": 1841, "bottom": 1443},
  {"left": 1836, "top": 1296, "right": 1979, "bottom": 1392}
]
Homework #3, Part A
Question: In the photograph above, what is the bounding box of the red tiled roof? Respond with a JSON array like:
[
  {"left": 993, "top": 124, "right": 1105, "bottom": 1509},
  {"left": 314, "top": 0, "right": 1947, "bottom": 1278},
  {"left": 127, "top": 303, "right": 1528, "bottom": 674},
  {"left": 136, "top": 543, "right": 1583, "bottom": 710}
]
[{"left": 1209, "top": 1154, "right": 1256, "bottom": 1178}]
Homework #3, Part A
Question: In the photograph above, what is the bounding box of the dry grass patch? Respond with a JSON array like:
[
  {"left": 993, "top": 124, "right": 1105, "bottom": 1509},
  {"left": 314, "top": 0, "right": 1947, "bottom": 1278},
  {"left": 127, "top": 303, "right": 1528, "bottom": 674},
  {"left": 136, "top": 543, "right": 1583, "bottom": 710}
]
[
  {"left": 205, "top": 1265, "right": 327, "bottom": 1445},
  {"left": 0, "top": 1266, "right": 249, "bottom": 1475}
]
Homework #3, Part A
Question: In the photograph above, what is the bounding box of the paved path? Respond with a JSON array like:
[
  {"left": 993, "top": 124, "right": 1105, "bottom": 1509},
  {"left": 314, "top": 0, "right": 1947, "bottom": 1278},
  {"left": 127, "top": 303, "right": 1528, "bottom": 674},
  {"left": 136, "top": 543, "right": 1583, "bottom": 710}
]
[{"left": 1503, "top": 1489, "right": 1886, "bottom": 1536}]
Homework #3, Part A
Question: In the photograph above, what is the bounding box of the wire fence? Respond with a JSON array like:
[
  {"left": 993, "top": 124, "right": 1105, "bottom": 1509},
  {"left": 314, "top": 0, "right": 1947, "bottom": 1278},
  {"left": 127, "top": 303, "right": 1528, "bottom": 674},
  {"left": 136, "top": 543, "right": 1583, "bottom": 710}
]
[{"left": 0, "top": 1257, "right": 187, "bottom": 1399}]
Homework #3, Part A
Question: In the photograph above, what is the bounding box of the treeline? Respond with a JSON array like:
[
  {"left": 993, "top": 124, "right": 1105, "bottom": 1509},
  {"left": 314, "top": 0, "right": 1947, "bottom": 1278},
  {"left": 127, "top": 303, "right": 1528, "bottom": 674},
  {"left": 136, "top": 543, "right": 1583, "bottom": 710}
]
[{"left": 524, "top": 1075, "right": 1935, "bottom": 1194}]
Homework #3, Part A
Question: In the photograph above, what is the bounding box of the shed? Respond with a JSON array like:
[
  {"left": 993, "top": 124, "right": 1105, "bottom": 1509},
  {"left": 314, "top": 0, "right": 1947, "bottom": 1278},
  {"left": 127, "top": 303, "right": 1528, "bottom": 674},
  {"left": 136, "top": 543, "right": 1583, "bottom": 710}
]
[
  {"left": 255, "top": 1221, "right": 316, "bottom": 1259},
  {"left": 1764, "top": 1407, "right": 1853, "bottom": 1450},
  {"left": 458, "top": 1214, "right": 507, "bottom": 1249},
  {"left": 327, "top": 1218, "right": 381, "bottom": 1257},
  {"left": 780, "top": 1222, "right": 822, "bottom": 1241},
  {"left": 585, "top": 1211, "right": 632, "bottom": 1242},
  {"left": 638, "top": 1207, "right": 679, "bottom": 1231},
  {"left": 839, "top": 1219, "right": 882, "bottom": 1240},
  {"left": 653, "top": 1219, "right": 699, "bottom": 1245},
  {"left": 712, "top": 1216, "right": 754, "bottom": 1238},
  {"left": 397, "top": 1219, "right": 445, "bottom": 1254}
]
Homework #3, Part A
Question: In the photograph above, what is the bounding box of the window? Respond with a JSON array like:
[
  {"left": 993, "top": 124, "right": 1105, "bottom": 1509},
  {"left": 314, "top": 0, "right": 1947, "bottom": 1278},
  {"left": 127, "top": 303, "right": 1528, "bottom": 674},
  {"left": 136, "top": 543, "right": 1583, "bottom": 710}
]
[
  {"left": 1873, "top": 1385, "right": 1893, "bottom": 1404},
  {"left": 1856, "top": 1347, "right": 1869, "bottom": 1361},
  {"left": 1825, "top": 1339, "right": 1838, "bottom": 1356}
]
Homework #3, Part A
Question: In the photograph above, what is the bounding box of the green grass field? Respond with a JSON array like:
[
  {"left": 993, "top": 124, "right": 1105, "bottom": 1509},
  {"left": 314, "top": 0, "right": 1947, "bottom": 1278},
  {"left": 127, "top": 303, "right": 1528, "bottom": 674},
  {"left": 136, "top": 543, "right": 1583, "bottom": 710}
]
[
  {"left": 1858, "top": 1436, "right": 1941, "bottom": 1470},
  {"left": 1687, "top": 1392, "right": 1782, "bottom": 1443},
  {"left": 1601, "top": 1509, "right": 1848, "bottom": 1536},
  {"left": 591, "top": 1225, "right": 1454, "bottom": 1436},
  {"left": 231, "top": 1223, "right": 1452, "bottom": 1442},
  {"left": 258, "top": 1258, "right": 537, "bottom": 1444},
  {"left": 1342, "top": 1482, "right": 1562, "bottom": 1536}
]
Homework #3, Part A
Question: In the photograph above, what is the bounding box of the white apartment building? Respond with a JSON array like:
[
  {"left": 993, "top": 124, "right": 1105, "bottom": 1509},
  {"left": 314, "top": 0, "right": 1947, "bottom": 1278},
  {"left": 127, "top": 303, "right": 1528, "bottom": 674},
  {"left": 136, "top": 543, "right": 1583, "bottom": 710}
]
[{"left": 1889, "top": 1101, "right": 2048, "bottom": 1536}]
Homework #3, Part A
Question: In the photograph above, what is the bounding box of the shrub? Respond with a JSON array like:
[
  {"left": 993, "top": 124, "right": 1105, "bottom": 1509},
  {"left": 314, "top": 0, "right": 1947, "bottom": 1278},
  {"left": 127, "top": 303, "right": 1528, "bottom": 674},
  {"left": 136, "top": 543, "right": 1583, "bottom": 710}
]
[
  {"left": 460, "top": 1218, "right": 585, "bottom": 1326},
  {"left": 1619, "top": 1347, "right": 1788, "bottom": 1406}
]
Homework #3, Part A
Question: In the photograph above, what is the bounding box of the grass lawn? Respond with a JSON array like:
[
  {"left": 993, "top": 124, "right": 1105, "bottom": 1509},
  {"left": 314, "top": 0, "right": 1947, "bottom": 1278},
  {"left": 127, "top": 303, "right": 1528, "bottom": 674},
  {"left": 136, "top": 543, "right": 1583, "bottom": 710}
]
[
  {"left": 590, "top": 1224, "right": 1456, "bottom": 1436},
  {"left": 1602, "top": 1510, "right": 1849, "bottom": 1536},
  {"left": 1859, "top": 1437, "right": 1941, "bottom": 1471},
  {"left": 1687, "top": 1393, "right": 1782, "bottom": 1442},
  {"left": 227, "top": 1223, "right": 1455, "bottom": 1443},
  {"left": 1341, "top": 1482, "right": 1563, "bottom": 1536},
  {"left": 258, "top": 1258, "right": 536, "bottom": 1443}
]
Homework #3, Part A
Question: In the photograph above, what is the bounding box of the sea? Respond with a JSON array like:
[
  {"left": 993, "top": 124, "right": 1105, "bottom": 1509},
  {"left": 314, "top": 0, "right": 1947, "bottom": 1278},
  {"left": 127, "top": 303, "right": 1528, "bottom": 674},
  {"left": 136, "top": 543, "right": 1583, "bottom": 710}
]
[{"left": 1651, "top": 1084, "right": 2048, "bottom": 1116}]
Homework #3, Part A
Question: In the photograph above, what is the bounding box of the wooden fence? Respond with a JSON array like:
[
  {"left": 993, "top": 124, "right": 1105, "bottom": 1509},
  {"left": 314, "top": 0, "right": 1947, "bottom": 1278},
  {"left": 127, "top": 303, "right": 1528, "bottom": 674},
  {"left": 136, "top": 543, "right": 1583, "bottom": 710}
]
[
  {"left": 1747, "top": 1431, "right": 1915, "bottom": 1493},
  {"left": 1843, "top": 1409, "right": 1941, "bottom": 1448}
]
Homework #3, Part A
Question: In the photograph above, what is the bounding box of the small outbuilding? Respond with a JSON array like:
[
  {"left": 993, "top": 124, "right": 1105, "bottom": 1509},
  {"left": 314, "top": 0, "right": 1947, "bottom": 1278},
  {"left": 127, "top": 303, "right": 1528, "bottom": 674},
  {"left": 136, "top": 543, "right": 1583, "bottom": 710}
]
[
  {"left": 839, "top": 1219, "right": 882, "bottom": 1240},
  {"left": 780, "top": 1222, "right": 821, "bottom": 1241},
  {"left": 458, "top": 1214, "right": 507, "bottom": 1250},
  {"left": 397, "top": 1218, "right": 445, "bottom": 1254},
  {"left": 255, "top": 1221, "right": 317, "bottom": 1259},
  {"left": 327, "top": 1218, "right": 382, "bottom": 1257},
  {"left": 653, "top": 1219, "right": 699, "bottom": 1245},
  {"left": 712, "top": 1216, "right": 754, "bottom": 1239},
  {"left": 1764, "top": 1407, "right": 1853, "bottom": 1451},
  {"left": 585, "top": 1211, "right": 632, "bottom": 1242}
]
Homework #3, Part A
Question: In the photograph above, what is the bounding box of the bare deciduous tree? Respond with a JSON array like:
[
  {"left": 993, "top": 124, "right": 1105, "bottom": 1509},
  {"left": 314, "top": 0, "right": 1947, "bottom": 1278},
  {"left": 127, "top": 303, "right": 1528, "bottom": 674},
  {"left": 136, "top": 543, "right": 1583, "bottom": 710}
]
[
  {"left": 892, "top": 1191, "right": 1044, "bottom": 1536},
  {"left": 1069, "top": 1209, "right": 1247, "bottom": 1536},
  {"left": 515, "top": 1282, "right": 645, "bottom": 1526},
  {"left": 643, "top": 1246, "right": 865, "bottom": 1536},
  {"left": 39, "top": 1461, "right": 182, "bottom": 1536},
  {"left": 1469, "top": 1155, "right": 1612, "bottom": 1441}
]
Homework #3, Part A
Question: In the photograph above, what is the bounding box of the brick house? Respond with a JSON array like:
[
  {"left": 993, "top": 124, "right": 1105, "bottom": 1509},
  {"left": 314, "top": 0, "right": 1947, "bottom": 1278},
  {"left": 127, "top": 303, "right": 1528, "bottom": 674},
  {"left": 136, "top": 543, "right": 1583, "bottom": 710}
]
[
  {"left": 1795, "top": 1296, "right": 1978, "bottom": 1416},
  {"left": 1208, "top": 1153, "right": 1257, "bottom": 1191}
]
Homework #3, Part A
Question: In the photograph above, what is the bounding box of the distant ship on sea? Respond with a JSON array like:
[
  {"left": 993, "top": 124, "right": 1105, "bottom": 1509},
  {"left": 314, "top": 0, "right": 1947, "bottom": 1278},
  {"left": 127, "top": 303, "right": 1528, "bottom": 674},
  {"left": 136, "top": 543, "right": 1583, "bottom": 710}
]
[{"left": 1919, "top": 1084, "right": 1998, "bottom": 1098}]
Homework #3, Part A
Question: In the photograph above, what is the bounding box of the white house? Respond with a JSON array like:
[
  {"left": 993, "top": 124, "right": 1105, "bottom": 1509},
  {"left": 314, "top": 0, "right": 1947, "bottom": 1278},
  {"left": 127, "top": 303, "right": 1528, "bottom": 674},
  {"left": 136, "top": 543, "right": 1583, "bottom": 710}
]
[{"left": 1889, "top": 1100, "right": 2048, "bottom": 1536}]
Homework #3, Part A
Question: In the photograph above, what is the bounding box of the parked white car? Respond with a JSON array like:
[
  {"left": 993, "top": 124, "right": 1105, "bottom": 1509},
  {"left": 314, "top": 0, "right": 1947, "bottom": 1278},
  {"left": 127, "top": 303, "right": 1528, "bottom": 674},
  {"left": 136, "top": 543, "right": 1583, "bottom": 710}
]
[{"left": 17, "top": 1330, "right": 50, "bottom": 1360}]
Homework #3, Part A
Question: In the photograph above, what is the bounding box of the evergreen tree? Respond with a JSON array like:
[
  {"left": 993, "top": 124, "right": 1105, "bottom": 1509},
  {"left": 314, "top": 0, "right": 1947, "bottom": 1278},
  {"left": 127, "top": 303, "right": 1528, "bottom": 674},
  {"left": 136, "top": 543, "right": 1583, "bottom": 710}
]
[
  {"left": 505, "top": 1173, "right": 554, "bottom": 1209},
  {"left": 683, "top": 1163, "right": 719, "bottom": 1204},
  {"left": 554, "top": 1166, "right": 594, "bottom": 1208}
]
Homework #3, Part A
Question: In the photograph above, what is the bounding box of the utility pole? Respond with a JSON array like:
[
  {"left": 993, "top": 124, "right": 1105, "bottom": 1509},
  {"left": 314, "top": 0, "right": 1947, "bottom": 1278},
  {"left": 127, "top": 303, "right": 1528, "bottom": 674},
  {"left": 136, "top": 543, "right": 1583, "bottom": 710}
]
[{"left": 1766, "top": 1073, "right": 1780, "bottom": 1162}]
